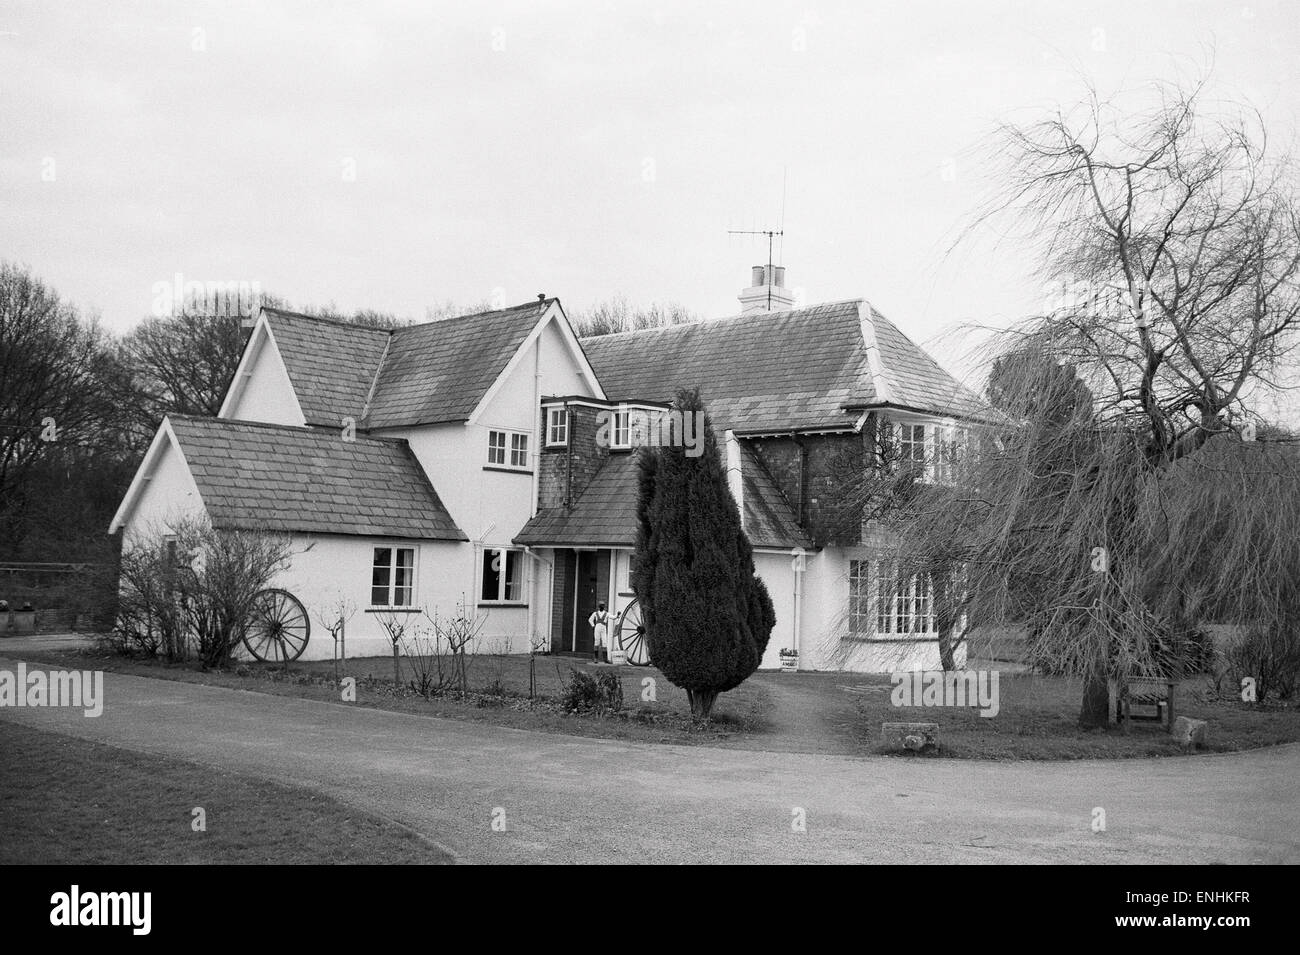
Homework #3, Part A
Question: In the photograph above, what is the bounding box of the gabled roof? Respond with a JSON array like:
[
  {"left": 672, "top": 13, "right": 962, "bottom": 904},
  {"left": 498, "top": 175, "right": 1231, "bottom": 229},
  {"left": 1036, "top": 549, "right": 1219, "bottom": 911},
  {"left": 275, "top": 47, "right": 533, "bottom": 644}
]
[
  {"left": 165, "top": 415, "right": 465, "bottom": 540},
  {"left": 257, "top": 308, "right": 391, "bottom": 427},
  {"left": 363, "top": 300, "right": 550, "bottom": 428},
  {"left": 513, "top": 446, "right": 810, "bottom": 551},
  {"left": 580, "top": 299, "right": 987, "bottom": 432},
  {"left": 253, "top": 300, "right": 598, "bottom": 431}
]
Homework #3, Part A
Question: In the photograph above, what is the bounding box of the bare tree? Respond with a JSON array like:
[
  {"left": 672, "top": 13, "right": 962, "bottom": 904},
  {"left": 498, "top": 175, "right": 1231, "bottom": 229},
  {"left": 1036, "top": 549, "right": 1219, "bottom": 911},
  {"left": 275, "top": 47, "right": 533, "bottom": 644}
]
[
  {"left": 905, "top": 79, "right": 1300, "bottom": 723},
  {"left": 0, "top": 262, "right": 121, "bottom": 514},
  {"left": 570, "top": 296, "right": 701, "bottom": 337},
  {"left": 115, "top": 312, "right": 246, "bottom": 446}
]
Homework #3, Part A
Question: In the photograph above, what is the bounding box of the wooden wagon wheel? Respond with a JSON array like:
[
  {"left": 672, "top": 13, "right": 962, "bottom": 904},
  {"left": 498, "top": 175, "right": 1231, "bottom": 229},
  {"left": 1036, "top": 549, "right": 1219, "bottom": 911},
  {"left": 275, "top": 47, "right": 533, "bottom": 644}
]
[
  {"left": 616, "top": 598, "right": 651, "bottom": 667},
  {"left": 242, "top": 588, "right": 310, "bottom": 663}
]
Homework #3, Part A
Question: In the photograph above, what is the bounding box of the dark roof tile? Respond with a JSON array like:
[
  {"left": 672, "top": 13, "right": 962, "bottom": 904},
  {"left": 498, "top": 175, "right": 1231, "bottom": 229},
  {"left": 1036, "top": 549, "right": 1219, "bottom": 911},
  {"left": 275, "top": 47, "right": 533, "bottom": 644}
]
[
  {"left": 260, "top": 302, "right": 550, "bottom": 431},
  {"left": 168, "top": 415, "right": 466, "bottom": 541}
]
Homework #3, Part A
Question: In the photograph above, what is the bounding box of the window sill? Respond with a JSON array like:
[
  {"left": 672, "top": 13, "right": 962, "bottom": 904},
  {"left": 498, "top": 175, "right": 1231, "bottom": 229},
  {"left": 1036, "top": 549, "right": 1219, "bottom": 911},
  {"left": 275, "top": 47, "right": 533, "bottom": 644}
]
[
  {"left": 477, "top": 602, "right": 528, "bottom": 609},
  {"left": 544, "top": 443, "right": 568, "bottom": 451},
  {"left": 844, "top": 633, "right": 941, "bottom": 643},
  {"left": 482, "top": 465, "right": 533, "bottom": 475}
]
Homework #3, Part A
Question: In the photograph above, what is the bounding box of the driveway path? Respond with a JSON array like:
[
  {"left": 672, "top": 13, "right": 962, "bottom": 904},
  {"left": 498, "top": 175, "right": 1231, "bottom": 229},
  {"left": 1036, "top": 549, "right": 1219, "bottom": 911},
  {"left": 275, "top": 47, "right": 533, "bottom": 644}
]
[{"left": 2, "top": 659, "right": 1295, "bottom": 864}]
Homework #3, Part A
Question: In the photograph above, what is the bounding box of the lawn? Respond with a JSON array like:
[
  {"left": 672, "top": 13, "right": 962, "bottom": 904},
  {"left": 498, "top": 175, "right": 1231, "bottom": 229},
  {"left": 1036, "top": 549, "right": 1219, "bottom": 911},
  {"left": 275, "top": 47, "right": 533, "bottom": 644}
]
[
  {"left": 841, "top": 670, "right": 1300, "bottom": 759},
  {"left": 7, "top": 644, "right": 1299, "bottom": 759},
  {"left": 0, "top": 720, "right": 452, "bottom": 864}
]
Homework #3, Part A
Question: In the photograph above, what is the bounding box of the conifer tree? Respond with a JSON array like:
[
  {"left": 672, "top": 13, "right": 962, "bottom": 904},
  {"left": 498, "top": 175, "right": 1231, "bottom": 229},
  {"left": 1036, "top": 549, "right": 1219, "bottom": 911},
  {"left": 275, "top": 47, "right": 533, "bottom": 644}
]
[{"left": 632, "top": 388, "right": 774, "bottom": 718}]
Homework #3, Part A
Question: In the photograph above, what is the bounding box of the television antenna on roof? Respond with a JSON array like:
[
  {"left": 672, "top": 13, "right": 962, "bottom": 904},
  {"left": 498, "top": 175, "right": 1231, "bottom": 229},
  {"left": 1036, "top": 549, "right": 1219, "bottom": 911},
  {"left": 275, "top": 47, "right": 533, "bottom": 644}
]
[
  {"left": 728, "top": 228, "right": 784, "bottom": 311},
  {"left": 728, "top": 168, "right": 788, "bottom": 310}
]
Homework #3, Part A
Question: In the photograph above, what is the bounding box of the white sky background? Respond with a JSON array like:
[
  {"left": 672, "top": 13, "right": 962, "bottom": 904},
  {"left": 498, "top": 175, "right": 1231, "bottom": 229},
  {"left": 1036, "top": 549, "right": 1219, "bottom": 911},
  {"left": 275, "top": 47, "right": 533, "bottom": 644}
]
[{"left": 2, "top": 0, "right": 1298, "bottom": 401}]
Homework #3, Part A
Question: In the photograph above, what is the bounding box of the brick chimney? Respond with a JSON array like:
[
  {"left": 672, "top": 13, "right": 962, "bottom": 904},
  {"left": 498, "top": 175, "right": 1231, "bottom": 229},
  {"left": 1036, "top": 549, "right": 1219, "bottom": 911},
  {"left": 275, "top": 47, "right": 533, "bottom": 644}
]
[{"left": 738, "top": 264, "right": 795, "bottom": 314}]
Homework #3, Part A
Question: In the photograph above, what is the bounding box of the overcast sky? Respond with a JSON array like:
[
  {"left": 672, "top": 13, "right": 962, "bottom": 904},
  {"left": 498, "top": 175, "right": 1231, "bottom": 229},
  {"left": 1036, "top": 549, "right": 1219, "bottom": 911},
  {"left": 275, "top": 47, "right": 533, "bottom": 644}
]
[{"left": 3, "top": 0, "right": 1298, "bottom": 388}]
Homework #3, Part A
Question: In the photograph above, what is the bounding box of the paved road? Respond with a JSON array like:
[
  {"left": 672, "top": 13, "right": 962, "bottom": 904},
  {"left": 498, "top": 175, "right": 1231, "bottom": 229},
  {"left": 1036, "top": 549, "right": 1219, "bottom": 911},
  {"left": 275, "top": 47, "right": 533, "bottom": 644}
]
[{"left": 2, "top": 658, "right": 1296, "bottom": 863}]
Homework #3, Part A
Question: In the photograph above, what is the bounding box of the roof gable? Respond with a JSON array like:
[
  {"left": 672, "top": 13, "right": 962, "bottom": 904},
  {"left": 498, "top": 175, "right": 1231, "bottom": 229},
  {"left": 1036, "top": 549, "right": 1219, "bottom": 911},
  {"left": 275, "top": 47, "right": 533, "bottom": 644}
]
[
  {"left": 258, "top": 308, "right": 391, "bottom": 427},
  {"left": 364, "top": 300, "right": 550, "bottom": 428},
  {"left": 253, "top": 301, "right": 590, "bottom": 431}
]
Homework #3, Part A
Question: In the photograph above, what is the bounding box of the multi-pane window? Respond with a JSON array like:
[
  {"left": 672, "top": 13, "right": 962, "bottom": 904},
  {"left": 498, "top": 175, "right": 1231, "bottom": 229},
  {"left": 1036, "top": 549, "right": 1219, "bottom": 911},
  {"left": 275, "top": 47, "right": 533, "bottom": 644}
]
[
  {"left": 481, "top": 547, "right": 524, "bottom": 603},
  {"left": 487, "top": 430, "right": 529, "bottom": 470},
  {"left": 545, "top": 407, "right": 568, "bottom": 446},
  {"left": 934, "top": 425, "right": 967, "bottom": 484},
  {"left": 874, "top": 561, "right": 935, "bottom": 636},
  {"left": 892, "top": 422, "right": 967, "bottom": 484},
  {"left": 897, "top": 424, "right": 928, "bottom": 473},
  {"left": 372, "top": 547, "right": 415, "bottom": 607},
  {"left": 510, "top": 432, "right": 528, "bottom": 468},
  {"left": 849, "top": 560, "right": 871, "bottom": 635},
  {"left": 612, "top": 409, "right": 630, "bottom": 449}
]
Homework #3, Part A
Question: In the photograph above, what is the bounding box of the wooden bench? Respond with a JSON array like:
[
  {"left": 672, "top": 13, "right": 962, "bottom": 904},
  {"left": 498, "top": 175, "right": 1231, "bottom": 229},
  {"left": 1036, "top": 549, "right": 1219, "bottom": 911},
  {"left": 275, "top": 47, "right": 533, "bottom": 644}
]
[{"left": 1116, "top": 679, "right": 1176, "bottom": 729}]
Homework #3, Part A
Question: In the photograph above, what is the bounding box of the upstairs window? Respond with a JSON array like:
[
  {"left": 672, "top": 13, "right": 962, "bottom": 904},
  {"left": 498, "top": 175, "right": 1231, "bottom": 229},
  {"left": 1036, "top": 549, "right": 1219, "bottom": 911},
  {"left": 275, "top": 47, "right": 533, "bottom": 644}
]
[
  {"left": 934, "top": 425, "right": 967, "bottom": 484},
  {"left": 545, "top": 406, "right": 568, "bottom": 447},
  {"left": 372, "top": 547, "right": 415, "bottom": 607},
  {"left": 487, "top": 429, "right": 530, "bottom": 471},
  {"left": 611, "top": 409, "right": 631, "bottom": 450},
  {"left": 891, "top": 422, "right": 965, "bottom": 485},
  {"left": 897, "top": 423, "right": 928, "bottom": 474},
  {"left": 487, "top": 430, "right": 507, "bottom": 466}
]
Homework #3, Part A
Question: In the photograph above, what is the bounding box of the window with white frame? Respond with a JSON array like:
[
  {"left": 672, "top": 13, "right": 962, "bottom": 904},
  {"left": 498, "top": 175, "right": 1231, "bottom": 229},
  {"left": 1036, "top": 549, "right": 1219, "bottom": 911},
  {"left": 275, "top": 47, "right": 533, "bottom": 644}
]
[
  {"left": 372, "top": 547, "right": 415, "bottom": 607},
  {"left": 611, "top": 408, "right": 631, "bottom": 449},
  {"left": 480, "top": 547, "right": 524, "bottom": 603},
  {"left": 510, "top": 432, "right": 529, "bottom": 468},
  {"left": 897, "top": 423, "right": 928, "bottom": 475},
  {"left": 487, "top": 429, "right": 530, "bottom": 470},
  {"left": 848, "top": 560, "right": 872, "bottom": 635},
  {"left": 545, "top": 406, "right": 568, "bottom": 447},
  {"left": 874, "top": 561, "right": 935, "bottom": 636},
  {"left": 933, "top": 424, "right": 967, "bottom": 484}
]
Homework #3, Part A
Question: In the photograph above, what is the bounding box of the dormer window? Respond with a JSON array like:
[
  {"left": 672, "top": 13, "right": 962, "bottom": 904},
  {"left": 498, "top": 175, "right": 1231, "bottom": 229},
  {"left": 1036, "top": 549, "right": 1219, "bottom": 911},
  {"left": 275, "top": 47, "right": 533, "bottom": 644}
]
[
  {"left": 611, "top": 409, "right": 631, "bottom": 450},
  {"left": 545, "top": 406, "right": 568, "bottom": 447}
]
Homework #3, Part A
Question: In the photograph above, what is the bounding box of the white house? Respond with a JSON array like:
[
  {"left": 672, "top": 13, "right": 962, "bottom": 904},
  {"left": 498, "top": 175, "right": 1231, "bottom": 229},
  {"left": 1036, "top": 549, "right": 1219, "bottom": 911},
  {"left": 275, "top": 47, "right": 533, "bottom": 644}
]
[{"left": 111, "top": 269, "right": 988, "bottom": 670}]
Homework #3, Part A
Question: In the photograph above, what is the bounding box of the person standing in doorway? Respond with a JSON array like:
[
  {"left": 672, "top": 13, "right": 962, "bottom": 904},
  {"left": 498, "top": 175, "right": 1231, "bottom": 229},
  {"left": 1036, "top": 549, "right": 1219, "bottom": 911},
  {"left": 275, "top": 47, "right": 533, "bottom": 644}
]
[{"left": 588, "top": 603, "right": 609, "bottom": 663}]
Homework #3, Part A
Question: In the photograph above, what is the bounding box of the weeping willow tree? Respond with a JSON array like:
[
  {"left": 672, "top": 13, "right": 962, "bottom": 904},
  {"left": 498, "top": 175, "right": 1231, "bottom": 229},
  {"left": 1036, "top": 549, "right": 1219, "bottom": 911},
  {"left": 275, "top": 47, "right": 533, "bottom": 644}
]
[{"left": 885, "top": 78, "right": 1300, "bottom": 725}]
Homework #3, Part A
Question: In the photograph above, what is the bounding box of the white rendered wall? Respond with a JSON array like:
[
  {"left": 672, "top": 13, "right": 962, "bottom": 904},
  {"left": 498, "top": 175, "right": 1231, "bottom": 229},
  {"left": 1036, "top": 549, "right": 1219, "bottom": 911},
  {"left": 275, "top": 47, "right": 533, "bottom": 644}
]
[
  {"left": 118, "top": 434, "right": 206, "bottom": 545},
  {"left": 221, "top": 328, "right": 304, "bottom": 426}
]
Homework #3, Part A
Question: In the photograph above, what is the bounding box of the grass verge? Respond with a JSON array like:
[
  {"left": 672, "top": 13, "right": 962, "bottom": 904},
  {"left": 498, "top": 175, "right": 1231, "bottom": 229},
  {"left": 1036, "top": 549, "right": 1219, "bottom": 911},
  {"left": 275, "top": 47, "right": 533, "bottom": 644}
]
[{"left": 0, "top": 720, "right": 452, "bottom": 864}]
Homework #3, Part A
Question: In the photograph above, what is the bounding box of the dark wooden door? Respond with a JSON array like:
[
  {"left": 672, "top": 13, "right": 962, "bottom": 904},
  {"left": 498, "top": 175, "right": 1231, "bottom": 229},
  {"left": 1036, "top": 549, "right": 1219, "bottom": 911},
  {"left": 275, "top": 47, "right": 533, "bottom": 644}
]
[
  {"left": 573, "top": 550, "right": 610, "bottom": 653},
  {"left": 555, "top": 550, "right": 577, "bottom": 653}
]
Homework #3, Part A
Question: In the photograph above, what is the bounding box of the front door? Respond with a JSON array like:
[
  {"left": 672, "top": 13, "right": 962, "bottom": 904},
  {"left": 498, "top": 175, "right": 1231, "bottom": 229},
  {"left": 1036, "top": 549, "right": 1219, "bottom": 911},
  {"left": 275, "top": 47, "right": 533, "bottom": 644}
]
[{"left": 572, "top": 550, "right": 610, "bottom": 653}]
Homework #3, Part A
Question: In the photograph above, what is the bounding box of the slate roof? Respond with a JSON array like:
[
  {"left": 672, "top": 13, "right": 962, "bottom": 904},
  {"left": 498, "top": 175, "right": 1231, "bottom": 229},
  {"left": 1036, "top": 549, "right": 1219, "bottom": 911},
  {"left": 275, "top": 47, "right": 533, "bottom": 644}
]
[
  {"left": 579, "top": 299, "right": 987, "bottom": 433},
  {"left": 258, "top": 300, "right": 551, "bottom": 430},
  {"left": 260, "top": 309, "right": 390, "bottom": 427},
  {"left": 515, "top": 453, "right": 641, "bottom": 548},
  {"left": 513, "top": 446, "right": 810, "bottom": 550},
  {"left": 738, "top": 444, "right": 813, "bottom": 550},
  {"left": 167, "top": 415, "right": 466, "bottom": 541},
  {"left": 364, "top": 300, "right": 550, "bottom": 428}
]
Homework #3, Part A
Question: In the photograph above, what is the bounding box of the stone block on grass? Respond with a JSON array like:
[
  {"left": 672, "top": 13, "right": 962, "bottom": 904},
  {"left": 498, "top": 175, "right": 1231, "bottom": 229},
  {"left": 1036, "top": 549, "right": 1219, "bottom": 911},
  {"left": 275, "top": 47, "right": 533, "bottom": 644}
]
[
  {"left": 1171, "top": 716, "right": 1208, "bottom": 749},
  {"left": 882, "top": 721, "right": 939, "bottom": 753}
]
